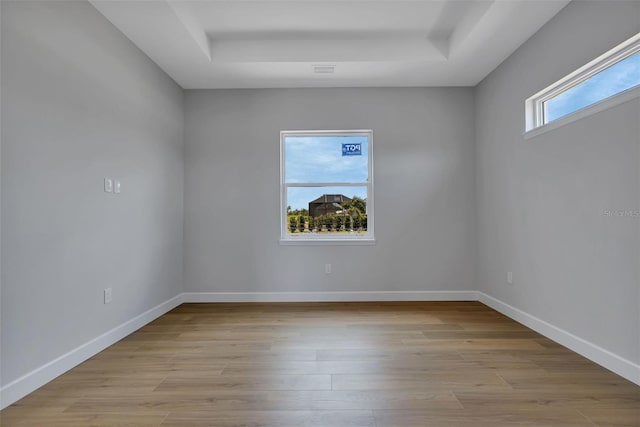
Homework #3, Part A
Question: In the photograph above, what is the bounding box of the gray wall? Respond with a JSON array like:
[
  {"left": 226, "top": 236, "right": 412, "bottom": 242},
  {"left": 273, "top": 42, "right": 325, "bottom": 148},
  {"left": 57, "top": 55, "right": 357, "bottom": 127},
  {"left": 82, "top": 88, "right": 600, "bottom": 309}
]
[
  {"left": 184, "top": 88, "right": 476, "bottom": 294},
  {"left": 475, "top": 1, "right": 640, "bottom": 364},
  {"left": 1, "top": 1, "right": 184, "bottom": 387}
]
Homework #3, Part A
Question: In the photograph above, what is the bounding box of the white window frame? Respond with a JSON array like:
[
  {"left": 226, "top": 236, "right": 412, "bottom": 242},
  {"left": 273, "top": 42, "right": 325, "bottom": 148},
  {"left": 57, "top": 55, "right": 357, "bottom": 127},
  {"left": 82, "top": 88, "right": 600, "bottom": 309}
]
[
  {"left": 525, "top": 32, "right": 640, "bottom": 137},
  {"left": 280, "top": 130, "right": 375, "bottom": 245}
]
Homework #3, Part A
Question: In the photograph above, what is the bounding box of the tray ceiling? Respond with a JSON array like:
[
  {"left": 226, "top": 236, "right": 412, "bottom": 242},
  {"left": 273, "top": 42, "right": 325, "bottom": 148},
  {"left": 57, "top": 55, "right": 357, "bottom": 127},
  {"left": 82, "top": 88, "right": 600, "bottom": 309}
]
[{"left": 90, "top": 0, "right": 570, "bottom": 89}]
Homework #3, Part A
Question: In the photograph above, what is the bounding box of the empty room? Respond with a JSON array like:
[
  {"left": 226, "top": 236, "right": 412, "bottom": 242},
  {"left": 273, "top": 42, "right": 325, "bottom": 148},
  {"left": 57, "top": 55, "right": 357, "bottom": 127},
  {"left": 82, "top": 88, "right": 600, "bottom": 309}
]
[{"left": 1, "top": 0, "right": 639, "bottom": 425}]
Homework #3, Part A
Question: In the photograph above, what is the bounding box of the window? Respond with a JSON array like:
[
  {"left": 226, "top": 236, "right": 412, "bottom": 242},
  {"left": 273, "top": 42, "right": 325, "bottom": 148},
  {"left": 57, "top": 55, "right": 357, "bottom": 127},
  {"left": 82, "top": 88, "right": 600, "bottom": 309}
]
[
  {"left": 526, "top": 33, "right": 640, "bottom": 133},
  {"left": 280, "top": 130, "right": 374, "bottom": 244}
]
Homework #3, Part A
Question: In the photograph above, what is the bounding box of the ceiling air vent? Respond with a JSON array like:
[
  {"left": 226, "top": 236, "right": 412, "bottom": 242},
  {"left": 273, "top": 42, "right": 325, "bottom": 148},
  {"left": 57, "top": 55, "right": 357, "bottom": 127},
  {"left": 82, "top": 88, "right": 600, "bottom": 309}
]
[{"left": 313, "top": 65, "right": 335, "bottom": 74}]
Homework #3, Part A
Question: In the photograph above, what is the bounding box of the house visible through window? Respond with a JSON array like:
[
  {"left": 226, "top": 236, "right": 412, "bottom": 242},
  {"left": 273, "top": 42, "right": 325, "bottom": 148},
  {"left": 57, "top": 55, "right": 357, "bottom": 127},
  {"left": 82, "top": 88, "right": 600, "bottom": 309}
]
[{"left": 280, "top": 130, "right": 374, "bottom": 243}]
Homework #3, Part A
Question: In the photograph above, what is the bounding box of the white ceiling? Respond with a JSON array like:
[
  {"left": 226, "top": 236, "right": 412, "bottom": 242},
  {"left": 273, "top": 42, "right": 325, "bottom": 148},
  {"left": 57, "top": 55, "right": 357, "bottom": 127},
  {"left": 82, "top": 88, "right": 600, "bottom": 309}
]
[{"left": 90, "top": 0, "right": 570, "bottom": 89}]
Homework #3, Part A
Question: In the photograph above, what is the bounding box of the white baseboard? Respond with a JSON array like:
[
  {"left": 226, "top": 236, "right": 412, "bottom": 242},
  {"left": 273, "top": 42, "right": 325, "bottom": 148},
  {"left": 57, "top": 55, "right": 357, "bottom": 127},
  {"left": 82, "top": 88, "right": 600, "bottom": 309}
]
[
  {"left": 183, "top": 290, "right": 479, "bottom": 303},
  {"left": 478, "top": 292, "right": 640, "bottom": 386},
  {"left": 0, "top": 294, "right": 184, "bottom": 410}
]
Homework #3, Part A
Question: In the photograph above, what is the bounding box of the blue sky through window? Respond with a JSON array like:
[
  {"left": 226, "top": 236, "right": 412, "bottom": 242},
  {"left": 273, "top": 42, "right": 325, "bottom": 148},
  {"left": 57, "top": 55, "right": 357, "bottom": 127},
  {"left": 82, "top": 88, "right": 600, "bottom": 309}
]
[
  {"left": 545, "top": 50, "right": 640, "bottom": 123},
  {"left": 285, "top": 135, "right": 369, "bottom": 210}
]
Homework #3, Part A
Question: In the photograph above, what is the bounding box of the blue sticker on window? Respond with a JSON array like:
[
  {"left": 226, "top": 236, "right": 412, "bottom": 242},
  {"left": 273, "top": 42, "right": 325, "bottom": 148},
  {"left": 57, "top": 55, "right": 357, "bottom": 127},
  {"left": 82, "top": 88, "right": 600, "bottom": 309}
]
[{"left": 342, "top": 143, "right": 362, "bottom": 156}]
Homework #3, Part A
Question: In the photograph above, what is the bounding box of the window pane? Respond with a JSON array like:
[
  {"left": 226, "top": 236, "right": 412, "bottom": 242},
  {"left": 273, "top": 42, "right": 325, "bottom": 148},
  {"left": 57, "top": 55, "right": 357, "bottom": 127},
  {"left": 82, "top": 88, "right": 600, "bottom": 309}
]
[
  {"left": 286, "top": 186, "right": 368, "bottom": 236},
  {"left": 284, "top": 134, "right": 369, "bottom": 183},
  {"left": 545, "top": 50, "right": 640, "bottom": 123}
]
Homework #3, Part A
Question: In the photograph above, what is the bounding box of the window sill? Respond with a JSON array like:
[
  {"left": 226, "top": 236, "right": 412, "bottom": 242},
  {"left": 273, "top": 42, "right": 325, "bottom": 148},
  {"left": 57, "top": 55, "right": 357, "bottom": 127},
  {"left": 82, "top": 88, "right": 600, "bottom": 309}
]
[
  {"left": 524, "top": 86, "right": 640, "bottom": 140},
  {"left": 279, "top": 238, "right": 376, "bottom": 246}
]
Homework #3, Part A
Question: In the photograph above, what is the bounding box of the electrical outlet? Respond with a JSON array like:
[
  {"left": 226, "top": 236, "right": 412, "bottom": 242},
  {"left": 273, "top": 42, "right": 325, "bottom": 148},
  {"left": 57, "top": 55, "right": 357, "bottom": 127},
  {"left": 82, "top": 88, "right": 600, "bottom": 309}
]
[
  {"left": 104, "top": 288, "right": 112, "bottom": 304},
  {"left": 104, "top": 178, "right": 113, "bottom": 193},
  {"left": 507, "top": 271, "right": 513, "bottom": 285},
  {"left": 325, "top": 263, "right": 332, "bottom": 274},
  {"left": 114, "top": 180, "right": 121, "bottom": 194}
]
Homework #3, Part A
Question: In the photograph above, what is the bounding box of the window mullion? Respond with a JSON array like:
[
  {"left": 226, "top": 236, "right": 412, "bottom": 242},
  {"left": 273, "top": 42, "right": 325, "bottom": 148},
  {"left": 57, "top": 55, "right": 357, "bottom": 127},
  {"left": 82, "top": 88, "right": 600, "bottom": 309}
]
[{"left": 285, "top": 182, "right": 368, "bottom": 187}]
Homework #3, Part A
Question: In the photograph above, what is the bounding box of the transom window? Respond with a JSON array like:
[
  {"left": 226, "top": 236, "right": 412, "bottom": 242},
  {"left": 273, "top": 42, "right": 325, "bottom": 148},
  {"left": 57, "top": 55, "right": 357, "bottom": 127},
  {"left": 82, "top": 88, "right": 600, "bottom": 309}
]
[
  {"left": 280, "top": 130, "right": 374, "bottom": 244},
  {"left": 526, "top": 33, "right": 640, "bottom": 133}
]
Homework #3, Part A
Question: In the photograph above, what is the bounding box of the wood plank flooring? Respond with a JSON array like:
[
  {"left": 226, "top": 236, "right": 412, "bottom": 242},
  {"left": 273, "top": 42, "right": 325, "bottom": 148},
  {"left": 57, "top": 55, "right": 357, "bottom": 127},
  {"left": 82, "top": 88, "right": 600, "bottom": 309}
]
[{"left": 2, "top": 302, "right": 639, "bottom": 426}]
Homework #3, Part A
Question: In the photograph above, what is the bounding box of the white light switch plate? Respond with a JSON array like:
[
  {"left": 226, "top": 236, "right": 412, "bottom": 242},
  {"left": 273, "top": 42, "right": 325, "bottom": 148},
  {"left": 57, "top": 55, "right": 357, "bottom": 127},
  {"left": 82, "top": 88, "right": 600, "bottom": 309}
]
[
  {"left": 114, "top": 180, "right": 121, "bottom": 194},
  {"left": 104, "top": 178, "right": 113, "bottom": 193}
]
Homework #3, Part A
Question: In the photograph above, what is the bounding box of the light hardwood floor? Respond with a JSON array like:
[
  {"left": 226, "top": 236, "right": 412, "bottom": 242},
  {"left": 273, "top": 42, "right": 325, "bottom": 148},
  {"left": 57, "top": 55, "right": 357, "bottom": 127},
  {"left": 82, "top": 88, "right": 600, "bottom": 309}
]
[{"left": 2, "top": 302, "right": 639, "bottom": 426}]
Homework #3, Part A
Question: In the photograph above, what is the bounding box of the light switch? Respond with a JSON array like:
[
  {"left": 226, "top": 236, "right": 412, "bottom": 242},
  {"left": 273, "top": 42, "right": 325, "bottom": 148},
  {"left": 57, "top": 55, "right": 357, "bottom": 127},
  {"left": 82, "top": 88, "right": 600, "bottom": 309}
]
[
  {"left": 104, "top": 178, "right": 113, "bottom": 193},
  {"left": 114, "top": 180, "right": 121, "bottom": 194}
]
